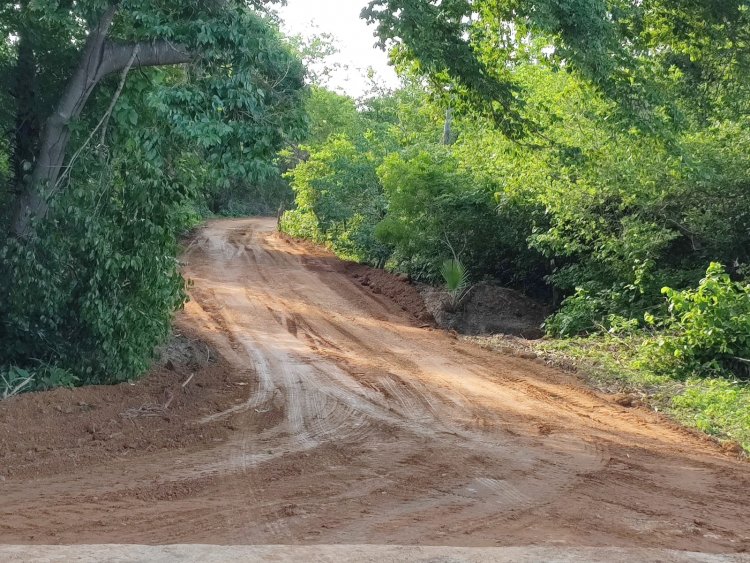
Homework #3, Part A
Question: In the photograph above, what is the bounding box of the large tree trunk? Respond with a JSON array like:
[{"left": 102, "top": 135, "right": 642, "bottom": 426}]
[
  {"left": 11, "top": 5, "right": 192, "bottom": 237},
  {"left": 11, "top": 17, "right": 40, "bottom": 196}
]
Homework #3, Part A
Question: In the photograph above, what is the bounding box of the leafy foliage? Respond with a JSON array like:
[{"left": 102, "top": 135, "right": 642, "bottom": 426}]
[
  {"left": 0, "top": 2, "right": 307, "bottom": 387},
  {"left": 0, "top": 367, "right": 35, "bottom": 399},
  {"left": 0, "top": 114, "right": 200, "bottom": 382},
  {"left": 282, "top": 134, "right": 391, "bottom": 266},
  {"left": 364, "top": 0, "right": 750, "bottom": 132},
  {"left": 440, "top": 258, "right": 469, "bottom": 311},
  {"left": 375, "top": 147, "right": 545, "bottom": 286},
  {"left": 641, "top": 264, "right": 750, "bottom": 379}
]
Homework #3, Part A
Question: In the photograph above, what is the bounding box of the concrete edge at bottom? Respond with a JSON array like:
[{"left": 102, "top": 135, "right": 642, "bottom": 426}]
[{"left": 0, "top": 545, "right": 746, "bottom": 563}]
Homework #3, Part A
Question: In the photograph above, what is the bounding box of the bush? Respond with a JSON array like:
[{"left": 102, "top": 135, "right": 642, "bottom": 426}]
[
  {"left": 279, "top": 208, "right": 321, "bottom": 241},
  {"left": 282, "top": 135, "right": 391, "bottom": 266},
  {"left": 641, "top": 263, "right": 750, "bottom": 378},
  {"left": 376, "top": 147, "right": 546, "bottom": 286},
  {"left": 545, "top": 288, "right": 611, "bottom": 336},
  {"left": 0, "top": 142, "right": 193, "bottom": 385}
]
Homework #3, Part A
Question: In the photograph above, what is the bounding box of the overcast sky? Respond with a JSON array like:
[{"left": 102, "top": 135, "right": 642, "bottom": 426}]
[{"left": 276, "top": 0, "right": 401, "bottom": 97}]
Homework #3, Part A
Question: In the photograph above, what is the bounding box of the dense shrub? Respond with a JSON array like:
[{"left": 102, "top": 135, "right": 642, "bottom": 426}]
[
  {"left": 282, "top": 135, "right": 391, "bottom": 265},
  {"left": 639, "top": 264, "right": 750, "bottom": 379},
  {"left": 0, "top": 138, "right": 196, "bottom": 384},
  {"left": 376, "top": 147, "right": 547, "bottom": 287}
]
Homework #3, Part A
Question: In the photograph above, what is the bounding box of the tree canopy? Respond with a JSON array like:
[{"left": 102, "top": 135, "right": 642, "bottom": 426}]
[
  {"left": 362, "top": 0, "right": 750, "bottom": 133},
  {"left": 3, "top": 0, "right": 306, "bottom": 235}
]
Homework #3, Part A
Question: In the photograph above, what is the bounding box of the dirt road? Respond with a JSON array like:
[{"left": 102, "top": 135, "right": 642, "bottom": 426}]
[{"left": 1, "top": 218, "right": 749, "bottom": 555}]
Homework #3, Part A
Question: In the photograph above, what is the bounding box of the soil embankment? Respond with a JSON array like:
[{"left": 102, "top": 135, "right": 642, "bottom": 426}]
[{"left": 420, "top": 282, "right": 546, "bottom": 338}]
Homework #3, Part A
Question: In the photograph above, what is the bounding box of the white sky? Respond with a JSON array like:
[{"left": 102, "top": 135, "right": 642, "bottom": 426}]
[{"left": 277, "top": 0, "right": 401, "bottom": 98}]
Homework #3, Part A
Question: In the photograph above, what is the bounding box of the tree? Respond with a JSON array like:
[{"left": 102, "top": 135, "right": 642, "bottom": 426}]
[
  {"left": 0, "top": 1, "right": 308, "bottom": 386},
  {"left": 4, "top": 0, "right": 306, "bottom": 236},
  {"left": 362, "top": 0, "right": 750, "bottom": 133}
]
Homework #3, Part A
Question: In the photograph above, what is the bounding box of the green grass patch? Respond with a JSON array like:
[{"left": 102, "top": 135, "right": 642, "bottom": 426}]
[
  {"left": 543, "top": 335, "right": 750, "bottom": 454},
  {"left": 535, "top": 335, "right": 671, "bottom": 390},
  {"left": 671, "top": 378, "right": 750, "bottom": 448}
]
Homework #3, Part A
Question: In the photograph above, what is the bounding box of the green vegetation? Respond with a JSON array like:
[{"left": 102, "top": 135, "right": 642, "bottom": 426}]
[
  {"left": 525, "top": 334, "right": 750, "bottom": 453},
  {"left": 520, "top": 263, "right": 750, "bottom": 452},
  {"left": 440, "top": 259, "right": 470, "bottom": 312},
  {"left": 0, "top": 2, "right": 306, "bottom": 388},
  {"left": 641, "top": 264, "right": 750, "bottom": 380}
]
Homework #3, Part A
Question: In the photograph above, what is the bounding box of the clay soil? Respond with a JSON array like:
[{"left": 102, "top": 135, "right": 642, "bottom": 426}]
[
  {"left": 421, "top": 282, "right": 547, "bottom": 338},
  {"left": 1, "top": 218, "right": 749, "bottom": 552}
]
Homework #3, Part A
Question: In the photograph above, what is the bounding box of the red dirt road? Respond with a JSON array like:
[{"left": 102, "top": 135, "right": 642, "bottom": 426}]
[{"left": 1, "top": 218, "right": 749, "bottom": 552}]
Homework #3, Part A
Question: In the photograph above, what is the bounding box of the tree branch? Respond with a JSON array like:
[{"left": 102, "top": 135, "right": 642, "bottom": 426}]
[
  {"left": 12, "top": 4, "right": 119, "bottom": 236},
  {"left": 97, "top": 40, "right": 192, "bottom": 80},
  {"left": 11, "top": 7, "right": 195, "bottom": 237},
  {"left": 67, "top": 4, "right": 120, "bottom": 118},
  {"left": 99, "top": 44, "right": 140, "bottom": 150}
]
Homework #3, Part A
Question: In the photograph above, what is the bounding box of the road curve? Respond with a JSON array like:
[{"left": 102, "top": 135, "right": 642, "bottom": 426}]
[{"left": 1, "top": 217, "right": 749, "bottom": 554}]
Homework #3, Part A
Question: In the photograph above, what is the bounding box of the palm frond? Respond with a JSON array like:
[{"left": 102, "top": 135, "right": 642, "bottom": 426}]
[{"left": 440, "top": 258, "right": 470, "bottom": 311}]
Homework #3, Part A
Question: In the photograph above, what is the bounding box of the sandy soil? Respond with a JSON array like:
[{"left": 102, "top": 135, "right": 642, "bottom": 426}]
[{"left": 1, "top": 218, "right": 749, "bottom": 553}]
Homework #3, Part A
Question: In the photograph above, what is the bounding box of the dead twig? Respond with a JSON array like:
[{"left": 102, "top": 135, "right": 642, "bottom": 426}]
[
  {"left": 120, "top": 390, "right": 173, "bottom": 419},
  {"left": 120, "top": 404, "right": 167, "bottom": 419}
]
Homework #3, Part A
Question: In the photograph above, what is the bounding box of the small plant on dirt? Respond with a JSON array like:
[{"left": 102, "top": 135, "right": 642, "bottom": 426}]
[
  {"left": 35, "top": 365, "right": 79, "bottom": 391},
  {"left": 0, "top": 367, "right": 35, "bottom": 399},
  {"left": 440, "top": 258, "right": 470, "bottom": 312}
]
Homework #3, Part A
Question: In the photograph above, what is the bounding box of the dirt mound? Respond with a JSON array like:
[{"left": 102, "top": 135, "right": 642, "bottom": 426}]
[
  {"left": 274, "top": 232, "right": 434, "bottom": 325},
  {"left": 344, "top": 264, "right": 435, "bottom": 325},
  {"left": 0, "top": 319, "right": 244, "bottom": 479},
  {"left": 421, "top": 282, "right": 547, "bottom": 338}
]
